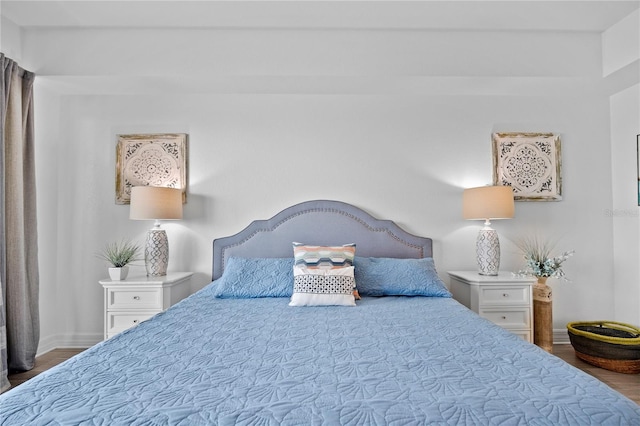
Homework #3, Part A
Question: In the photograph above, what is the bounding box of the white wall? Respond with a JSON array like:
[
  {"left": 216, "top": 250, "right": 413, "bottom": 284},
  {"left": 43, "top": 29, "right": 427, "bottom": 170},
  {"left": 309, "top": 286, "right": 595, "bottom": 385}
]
[
  {"left": 0, "top": 16, "right": 22, "bottom": 62},
  {"left": 10, "top": 22, "right": 637, "bottom": 349},
  {"left": 606, "top": 9, "right": 640, "bottom": 327},
  {"left": 610, "top": 85, "right": 640, "bottom": 327},
  {"left": 602, "top": 9, "right": 639, "bottom": 77}
]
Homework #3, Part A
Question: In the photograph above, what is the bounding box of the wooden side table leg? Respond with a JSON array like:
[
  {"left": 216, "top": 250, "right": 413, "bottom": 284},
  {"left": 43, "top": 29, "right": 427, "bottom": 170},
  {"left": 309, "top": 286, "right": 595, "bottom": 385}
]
[{"left": 533, "top": 279, "right": 553, "bottom": 353}]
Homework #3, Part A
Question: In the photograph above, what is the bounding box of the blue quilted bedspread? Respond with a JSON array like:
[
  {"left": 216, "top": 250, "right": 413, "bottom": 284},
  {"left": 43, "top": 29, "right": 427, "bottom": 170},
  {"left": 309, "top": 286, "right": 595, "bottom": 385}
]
[{"left": 1, "top": 285, "right": 639, "bottom": 425}]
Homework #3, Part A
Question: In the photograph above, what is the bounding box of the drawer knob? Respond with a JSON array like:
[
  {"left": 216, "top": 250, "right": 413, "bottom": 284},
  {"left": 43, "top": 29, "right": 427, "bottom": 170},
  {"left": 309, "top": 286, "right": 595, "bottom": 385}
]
[
  {"left": 502, "top": 293, "right": 509, "bottom": 297},
  {"left": 133, "top": 296, "right": 140, "bottom": 300},
  {"left": 501, "top": 316, "right": 507, "bottom": 320},
  {"left": 133, "top": 319, "right": 139, "bottom": 324}
]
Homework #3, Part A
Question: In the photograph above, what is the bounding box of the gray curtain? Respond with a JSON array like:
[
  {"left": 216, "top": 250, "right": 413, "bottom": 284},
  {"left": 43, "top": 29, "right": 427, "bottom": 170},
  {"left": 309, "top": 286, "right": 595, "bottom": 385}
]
[
  {"left": 0, "top": 283, "right": 6, "bottom": 393},
  {"left": 0, "top": 53, "right": 39, "bottom": 393}
]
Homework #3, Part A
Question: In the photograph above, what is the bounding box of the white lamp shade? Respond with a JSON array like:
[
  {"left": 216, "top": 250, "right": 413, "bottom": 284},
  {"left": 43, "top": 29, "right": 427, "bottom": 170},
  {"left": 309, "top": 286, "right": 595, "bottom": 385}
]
[
  {"left": 462, "top": 186, "right": 514, "bottom": 221},
  {"left": 129, "top": 186, "right": 183, "bottom": 220}
]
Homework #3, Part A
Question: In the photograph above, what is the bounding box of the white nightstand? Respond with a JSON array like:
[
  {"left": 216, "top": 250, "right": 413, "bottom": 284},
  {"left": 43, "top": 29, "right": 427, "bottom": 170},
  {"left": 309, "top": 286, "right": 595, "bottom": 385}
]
[
  {"left": 99, "top": 272, "right": 193, "bottom": 340},
  {"left": 448, "top": 271, "right": 536, "bottom": 342}
]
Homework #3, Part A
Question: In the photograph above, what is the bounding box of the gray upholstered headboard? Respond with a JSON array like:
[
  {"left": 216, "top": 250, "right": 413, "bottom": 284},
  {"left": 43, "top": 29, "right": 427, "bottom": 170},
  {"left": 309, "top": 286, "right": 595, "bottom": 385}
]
[{"left": 212, "top": 200, "right": 432, "bottom": 280}]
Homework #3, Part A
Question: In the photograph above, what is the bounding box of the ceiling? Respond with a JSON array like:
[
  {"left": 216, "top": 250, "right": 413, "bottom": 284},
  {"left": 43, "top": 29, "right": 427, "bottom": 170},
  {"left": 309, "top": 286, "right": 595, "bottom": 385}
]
[{"left": 1, "top": 1, "right": 638, "bottom": 32}]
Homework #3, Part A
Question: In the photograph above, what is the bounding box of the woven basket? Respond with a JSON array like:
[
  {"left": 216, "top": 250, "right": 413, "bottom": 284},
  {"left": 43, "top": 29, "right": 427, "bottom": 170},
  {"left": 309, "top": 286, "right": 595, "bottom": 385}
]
[{"left": 567, "top": 321, "right": 640, "bottom": 374}]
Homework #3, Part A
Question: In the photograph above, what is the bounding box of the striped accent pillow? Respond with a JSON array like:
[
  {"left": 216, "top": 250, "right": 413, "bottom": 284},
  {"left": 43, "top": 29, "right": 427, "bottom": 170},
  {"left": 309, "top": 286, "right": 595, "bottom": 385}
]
[{"left": 292, "top": 243, "right": 356, "bottom": 269}]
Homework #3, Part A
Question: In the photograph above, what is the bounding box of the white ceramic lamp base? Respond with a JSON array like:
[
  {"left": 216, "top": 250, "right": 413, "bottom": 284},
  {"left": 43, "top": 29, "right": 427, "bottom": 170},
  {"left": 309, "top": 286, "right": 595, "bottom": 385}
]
[
  {"left": 145, "top": 227, "right": 169, "bottom": 276},
  {"left": 476, "top": 225, "right": 500, "bottom": 276}
]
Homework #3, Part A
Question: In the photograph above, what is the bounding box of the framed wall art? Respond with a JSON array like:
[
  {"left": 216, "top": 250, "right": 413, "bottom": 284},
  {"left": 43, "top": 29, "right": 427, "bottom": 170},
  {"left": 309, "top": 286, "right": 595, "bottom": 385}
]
[
  {"left": 115, "top": 133, "right": 188, "bottom": 204},
  {"left": 492, "top": 132, "right": 562, "bottom": 201}
]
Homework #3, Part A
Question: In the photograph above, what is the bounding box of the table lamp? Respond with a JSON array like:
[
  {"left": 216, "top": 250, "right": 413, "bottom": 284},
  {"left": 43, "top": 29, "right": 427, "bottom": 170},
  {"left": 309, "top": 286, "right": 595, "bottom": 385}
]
[
  {"left": 462, "top": 185, "right": 514, "bottom": 275},
  {"left": 130, "top": 186, "right": 183, "bottom": 276}
]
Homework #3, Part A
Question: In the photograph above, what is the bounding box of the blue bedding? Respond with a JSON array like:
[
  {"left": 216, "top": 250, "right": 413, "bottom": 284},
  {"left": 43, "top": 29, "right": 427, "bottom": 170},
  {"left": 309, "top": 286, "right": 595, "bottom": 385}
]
[{"left": 1, "top": 284, "right": 639, "bottom": 425}]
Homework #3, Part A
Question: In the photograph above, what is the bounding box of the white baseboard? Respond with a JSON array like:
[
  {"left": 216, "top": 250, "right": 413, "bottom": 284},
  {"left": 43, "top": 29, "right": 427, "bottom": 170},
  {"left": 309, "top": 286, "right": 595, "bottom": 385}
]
[
  {"left": 37, "top": 332, "right": 102, "bottom": 356},
  {"left": 553, "top": 329, "right": 571, "bottom": 345}
]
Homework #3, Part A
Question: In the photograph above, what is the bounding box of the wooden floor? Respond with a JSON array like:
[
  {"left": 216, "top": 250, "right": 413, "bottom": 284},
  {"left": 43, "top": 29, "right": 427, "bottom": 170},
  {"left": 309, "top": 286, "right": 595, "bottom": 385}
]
[
  {"left": 7, "top": 348, "right": 85, "bottom": 389},
  {"left": 6, "top": 345, "right": 639, "bottom": 405},
  {"left": 551, "top": 344, "right": 639, "bottom": 405}
]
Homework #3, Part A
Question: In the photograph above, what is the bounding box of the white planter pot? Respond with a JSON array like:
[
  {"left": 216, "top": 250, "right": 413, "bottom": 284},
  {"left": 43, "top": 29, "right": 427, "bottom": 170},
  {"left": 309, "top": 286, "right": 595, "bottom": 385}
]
[{"left": 108, "top": 266, "right": 129, "bottom": 281}]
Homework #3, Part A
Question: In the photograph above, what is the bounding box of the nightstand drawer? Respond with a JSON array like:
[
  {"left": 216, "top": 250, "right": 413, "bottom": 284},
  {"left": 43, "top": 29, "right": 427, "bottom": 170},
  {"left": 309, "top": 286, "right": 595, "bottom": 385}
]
[
  {"left": 510, "top": 330, "right": 532, "bottom": 342},
  {"left": 107, "top": 288, "right": 163, "bottom": 310},
  {"left": 480, "top": 308, "right": 531, "bottom": 328},
  {"left": 107, "top": 312, "right": 158, "bottom": 334},
  {"left": 480, "top": 286, "right": 530, "bottom": 305},
  {"left": 448, "top": 272, "right": 535, "bottom": 344},
  {"left": 100, "top": 272, "right": 193, "bottom": 341}
]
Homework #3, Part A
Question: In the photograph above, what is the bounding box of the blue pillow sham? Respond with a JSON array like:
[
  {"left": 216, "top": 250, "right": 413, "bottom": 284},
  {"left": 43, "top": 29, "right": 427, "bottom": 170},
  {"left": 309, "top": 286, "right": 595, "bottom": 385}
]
[
  {"left": 212, "top": 257, "right": 294, "bottom": 299},
  {"left": 212, "top": 256, "right": 451, "bottom": 299},
  {"left": 354, "top": 256, "right": 451, "bottom": 297}
]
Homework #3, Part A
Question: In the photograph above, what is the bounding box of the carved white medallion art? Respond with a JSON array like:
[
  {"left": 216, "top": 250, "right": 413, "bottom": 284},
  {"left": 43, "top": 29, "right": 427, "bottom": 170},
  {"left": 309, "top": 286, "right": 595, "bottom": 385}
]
[
  {"left": 116, "top": 133, "right": 188, "bottom": 204},
  {"left": 492, "top": 133, "right": 562, "bottom": 201}
]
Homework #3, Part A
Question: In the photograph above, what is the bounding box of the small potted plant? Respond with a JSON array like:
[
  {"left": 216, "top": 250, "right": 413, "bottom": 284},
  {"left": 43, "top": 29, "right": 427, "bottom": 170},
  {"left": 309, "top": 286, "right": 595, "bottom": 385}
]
[{"left": 97, "top": 239, "right": 141, "bottom": 280}]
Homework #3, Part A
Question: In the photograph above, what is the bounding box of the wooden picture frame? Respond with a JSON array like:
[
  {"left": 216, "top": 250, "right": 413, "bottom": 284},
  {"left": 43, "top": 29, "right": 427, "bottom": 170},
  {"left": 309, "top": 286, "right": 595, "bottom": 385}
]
[
  {"left": 115, "top": 133, "right": 188, "bottom": 204},
  {"left": 492, "top": 132, "right": 562, "bottom": 201}
]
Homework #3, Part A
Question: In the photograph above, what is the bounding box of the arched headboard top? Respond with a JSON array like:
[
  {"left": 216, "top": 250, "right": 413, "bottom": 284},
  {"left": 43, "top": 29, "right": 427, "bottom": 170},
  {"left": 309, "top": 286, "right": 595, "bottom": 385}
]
[{"left": 212, "top": 200, "right": 432, "bottom": 280}]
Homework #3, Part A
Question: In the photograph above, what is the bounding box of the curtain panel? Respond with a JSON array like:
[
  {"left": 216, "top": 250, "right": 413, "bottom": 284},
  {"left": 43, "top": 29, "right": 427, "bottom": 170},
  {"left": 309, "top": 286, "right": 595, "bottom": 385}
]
[{"left": 0, "top": 53, "right": 39, "bottom": 393}]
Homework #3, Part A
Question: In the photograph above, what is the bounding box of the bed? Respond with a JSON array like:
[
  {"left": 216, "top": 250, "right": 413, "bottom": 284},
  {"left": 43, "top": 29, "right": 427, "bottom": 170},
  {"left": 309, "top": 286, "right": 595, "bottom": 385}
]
[{"left": 1, "top": 199, "right": 638, "bottom": 425}]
